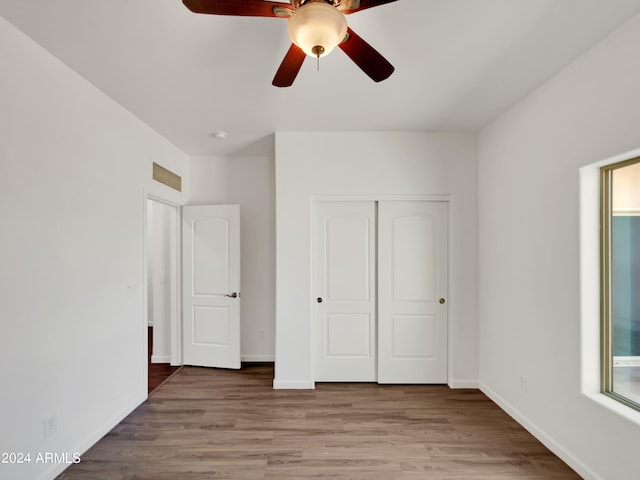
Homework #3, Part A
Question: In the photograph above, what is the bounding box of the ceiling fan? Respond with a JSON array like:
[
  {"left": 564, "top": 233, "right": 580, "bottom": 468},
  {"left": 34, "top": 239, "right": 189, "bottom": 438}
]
[{"left": 182, "top": 0, "right": 397, "bottom": 87}]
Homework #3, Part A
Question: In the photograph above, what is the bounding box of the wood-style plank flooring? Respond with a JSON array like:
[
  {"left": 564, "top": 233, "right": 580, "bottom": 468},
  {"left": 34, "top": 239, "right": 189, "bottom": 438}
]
[
  {"left": 57, "top": 364, "right": 581, "bottom": 480},
  {"left": 148, "top": 326, "right": 181, "bottom": 394}
]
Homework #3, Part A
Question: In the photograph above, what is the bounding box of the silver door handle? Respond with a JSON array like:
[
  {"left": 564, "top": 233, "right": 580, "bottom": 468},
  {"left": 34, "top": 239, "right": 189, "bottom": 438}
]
[{"left": 225, "top": 292, "right": 239, "bottom": 298}]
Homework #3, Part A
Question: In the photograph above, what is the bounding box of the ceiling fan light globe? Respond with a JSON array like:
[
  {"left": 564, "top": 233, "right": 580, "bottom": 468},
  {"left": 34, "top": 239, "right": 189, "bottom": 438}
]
[{"left": 287, "top": 2, "right": 348, "bottom": 58}]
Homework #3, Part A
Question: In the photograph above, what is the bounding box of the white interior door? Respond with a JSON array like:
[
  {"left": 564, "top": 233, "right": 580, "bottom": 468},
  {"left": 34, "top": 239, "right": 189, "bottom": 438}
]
[
  {"left": 378, "top": 201, "right": 448, "bottom": 383},
  {"left": 314, "top": 202, "right": 377, "bottom": 381},
  {"left": 182, "top": 205, "right": 241, "bottom": 369}
]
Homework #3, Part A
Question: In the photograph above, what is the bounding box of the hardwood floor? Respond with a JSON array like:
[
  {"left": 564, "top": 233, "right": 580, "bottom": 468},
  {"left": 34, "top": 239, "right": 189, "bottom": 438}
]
[
  {"left": 57, "top": 364, "right": 581, "bottom": 480},
  {"left": 148, "top": 326, "right": 181, "bottom": 394}
]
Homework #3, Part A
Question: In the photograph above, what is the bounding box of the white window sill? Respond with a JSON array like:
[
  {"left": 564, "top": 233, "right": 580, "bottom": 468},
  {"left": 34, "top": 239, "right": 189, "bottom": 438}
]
[{"left": 584, "top": 391, "right": 640, "bottom": 426}]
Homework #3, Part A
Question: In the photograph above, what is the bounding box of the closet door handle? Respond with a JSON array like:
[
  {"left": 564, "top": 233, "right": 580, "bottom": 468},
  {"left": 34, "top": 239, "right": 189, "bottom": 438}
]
[
  {"left": 317, "top": 297, "right": 323, "bottom": 303},
  {"left": 225, "top": 292, "right": 239, "bottom": 298}
]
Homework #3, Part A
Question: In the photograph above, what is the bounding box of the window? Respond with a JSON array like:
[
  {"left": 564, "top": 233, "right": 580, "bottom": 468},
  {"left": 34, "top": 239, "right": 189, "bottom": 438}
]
[{"left": 602, "top": 158, "right": 640, "bottom": 410}]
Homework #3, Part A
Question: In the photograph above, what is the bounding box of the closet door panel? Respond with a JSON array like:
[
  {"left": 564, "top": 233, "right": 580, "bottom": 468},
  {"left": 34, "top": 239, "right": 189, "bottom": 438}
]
[
  {"left": 378, "top": 201, "right": 448, "bottom": 384},
  {"left": 314, "top": 202, "right": 377, "bottom": 382}
]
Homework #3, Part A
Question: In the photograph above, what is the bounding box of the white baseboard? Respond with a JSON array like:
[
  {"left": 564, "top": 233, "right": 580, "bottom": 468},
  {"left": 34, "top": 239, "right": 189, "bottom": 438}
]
[
  {"left": 39, "top": 393, "right": 146, "bottom": 480},
  {"left": 241, "top": 355, "right": 275, "bottom": 362},
  {"left": 448, "top": 379, "right": 479, "bottom": 388},
  {"left": 151, "top": 354, "right": 171, "bottom": 363},
  {"left": 479, "top": 382, "right": 602, "bottom": 480},
  {"left": 273, "top": 378, "right": 315, "bottom": 390}
]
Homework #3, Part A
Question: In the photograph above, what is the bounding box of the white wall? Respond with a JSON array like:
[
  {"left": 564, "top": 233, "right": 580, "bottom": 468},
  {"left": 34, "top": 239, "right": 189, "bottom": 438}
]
[
  {"left": 0, "top": 17, "right": 188, "bottom": 480},
  {"left": 274, "top": 132, "right": 478, "bottom": 388},
  {"left": 188, "top": 154, "right": 276, "bottom": 361},
  {"left": 478, "top": 12, "right": 640, "bottom": 480},
  {"left": 187, "top": 156, "right": 228, "bottom": 205}
]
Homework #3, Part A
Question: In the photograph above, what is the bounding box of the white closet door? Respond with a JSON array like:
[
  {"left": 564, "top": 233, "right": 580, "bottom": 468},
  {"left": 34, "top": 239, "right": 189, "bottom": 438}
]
[
  {"left": 378, "top": 201, "right": 448, "bottom": 384},
  {"left": 314, "top": 201, "right": 377, "bottom": 381}
]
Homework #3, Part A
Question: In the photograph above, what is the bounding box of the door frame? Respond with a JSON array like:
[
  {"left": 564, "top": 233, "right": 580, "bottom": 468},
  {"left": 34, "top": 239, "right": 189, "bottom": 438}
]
[
  {"left": 143, "top": 193, "right": 183, "bottom": 372},
  {"left": 311, "top": 194, "right": 452, "bottom": 385}
]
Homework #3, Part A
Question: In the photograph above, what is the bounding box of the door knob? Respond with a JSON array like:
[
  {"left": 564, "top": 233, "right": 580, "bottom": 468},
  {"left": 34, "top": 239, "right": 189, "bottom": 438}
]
[
  {"left": 439, "top": 298, "right": 446, "bottom": 304},
  {"left": 225, "top": 292, "right": 239, "bottom": 298},
  {"left": 317, "top": 297, "right": 323, "bottom": 303}
]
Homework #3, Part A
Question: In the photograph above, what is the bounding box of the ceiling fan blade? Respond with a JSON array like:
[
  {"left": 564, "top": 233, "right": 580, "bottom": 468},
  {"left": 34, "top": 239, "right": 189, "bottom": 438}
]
[
  {"left": 342, "top": 0, "right": 398, "bottom": 15},
  {"left": 273, "top": 44, "right": 306, "bottom": 87},
  {"left": 182, "top": 0, "right": 292, "bottom": 17},
  {"left": 339, "top": 27, "right": 394, "bottom": 82}
]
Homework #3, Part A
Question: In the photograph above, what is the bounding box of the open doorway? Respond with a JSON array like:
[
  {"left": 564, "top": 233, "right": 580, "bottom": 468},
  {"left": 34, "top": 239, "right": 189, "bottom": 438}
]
[
  {"left": 147, "top": 326, "right": 180, "bottom": 394},
  {"left": 146, "top": 197, "right": 181, "bottom": 394}
]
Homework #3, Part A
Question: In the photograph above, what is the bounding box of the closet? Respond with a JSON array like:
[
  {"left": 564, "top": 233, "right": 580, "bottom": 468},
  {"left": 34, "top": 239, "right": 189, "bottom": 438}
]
[{"left": 313, "top": 200, "right": 448, "bottom": 383}]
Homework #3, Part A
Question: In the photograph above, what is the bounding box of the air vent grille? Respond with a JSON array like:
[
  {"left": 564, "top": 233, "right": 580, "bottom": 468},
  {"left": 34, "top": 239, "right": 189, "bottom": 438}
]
[{"left": 152, "top": 162, "right": 182, "bottom": 192}]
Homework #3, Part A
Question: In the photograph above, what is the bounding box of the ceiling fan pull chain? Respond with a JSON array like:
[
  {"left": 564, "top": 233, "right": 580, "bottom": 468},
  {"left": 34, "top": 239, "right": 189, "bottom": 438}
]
[{"left": 311, "top": 45, "right": 325, "bottom": 72}]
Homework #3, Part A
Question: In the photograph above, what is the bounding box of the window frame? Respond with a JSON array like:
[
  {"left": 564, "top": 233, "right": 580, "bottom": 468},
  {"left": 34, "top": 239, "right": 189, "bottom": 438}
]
[{"left": 600, "top": 156, "right": 640, "bottom": 412}]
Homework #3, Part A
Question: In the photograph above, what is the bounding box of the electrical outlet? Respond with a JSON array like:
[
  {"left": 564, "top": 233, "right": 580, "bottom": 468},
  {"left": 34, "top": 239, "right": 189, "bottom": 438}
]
[{"left": 44, "top": 415, "right": 57, "bottom": 438}]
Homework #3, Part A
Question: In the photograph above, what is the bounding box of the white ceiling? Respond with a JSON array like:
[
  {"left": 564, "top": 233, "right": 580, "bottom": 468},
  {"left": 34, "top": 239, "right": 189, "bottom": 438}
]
[{"left": 2, "top": 0, "right": 640, "bottom": 156}]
